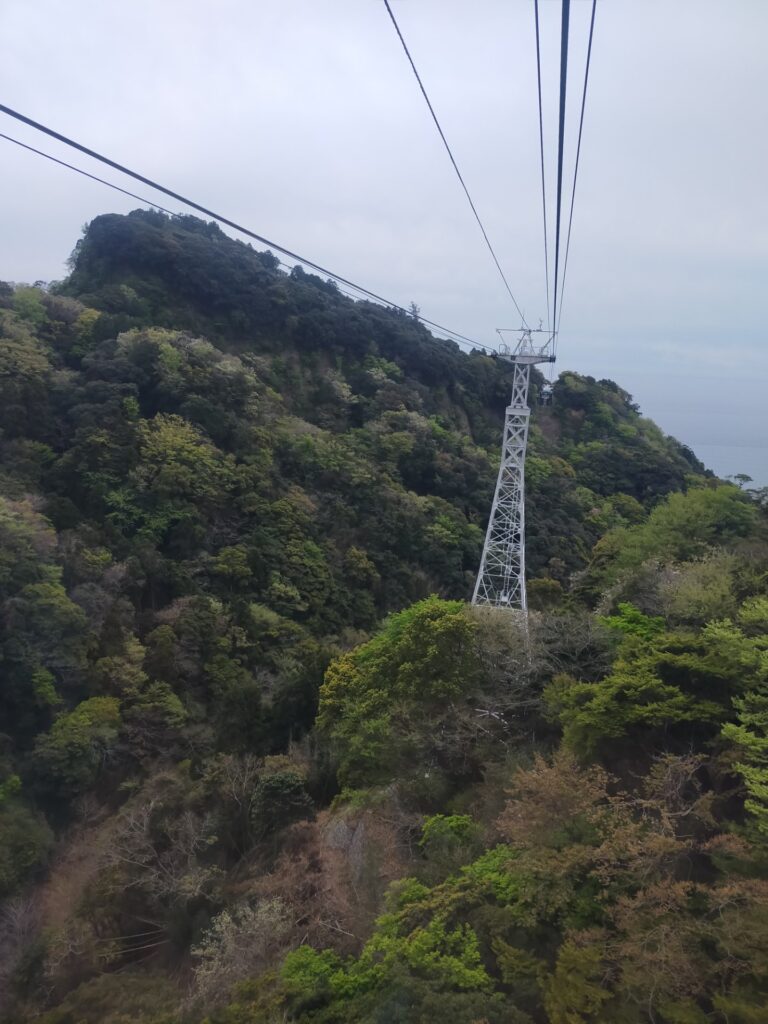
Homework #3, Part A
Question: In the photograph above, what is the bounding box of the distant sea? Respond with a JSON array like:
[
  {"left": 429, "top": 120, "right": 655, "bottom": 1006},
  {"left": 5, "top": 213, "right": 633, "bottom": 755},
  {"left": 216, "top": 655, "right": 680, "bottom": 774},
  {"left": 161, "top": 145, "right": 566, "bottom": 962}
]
[
  {"left": 690, "top": 444, "right": 768, "bottom": 490},
  {"left": 631, "top": 382, "right": 767, "bottom": 490},
  {"left": 567, "top": 345, "right": 767, "bottom": 491}
]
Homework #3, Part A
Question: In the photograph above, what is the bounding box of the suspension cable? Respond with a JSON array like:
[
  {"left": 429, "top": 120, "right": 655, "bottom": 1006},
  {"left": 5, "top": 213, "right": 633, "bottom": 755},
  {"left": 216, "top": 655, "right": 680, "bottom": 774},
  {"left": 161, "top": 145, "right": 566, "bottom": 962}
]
[
  {"left": 533, "top": 0, "right": 551, "bottom": 337},
  {"left": 556, "top": 0, "right": 597, "bottom": 334},
  {"left": 382, "top": 0, "right": 528, "bottom": 327},
  {"left": 551, "top": 0, "right": 571, "bottom": 359},
  {"left": 0, "top": 104, "right": 489, "bottom": 352},
  {"left": 2, "top": 128, "right": 420, "bottom": 333},
  {"left": 2, "top": 128, "right": 436, "bottom": 332},
  {"left": 0, "top": 131, "right": 180, "bottom": 218}
]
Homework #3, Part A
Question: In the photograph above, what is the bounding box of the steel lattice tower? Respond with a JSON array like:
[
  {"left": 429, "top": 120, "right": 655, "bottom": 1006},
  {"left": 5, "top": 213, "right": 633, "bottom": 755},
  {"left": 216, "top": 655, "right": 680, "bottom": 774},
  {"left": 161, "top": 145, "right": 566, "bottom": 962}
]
[{"left": 472, "top": 330, "right": 554, "bottom": 612}]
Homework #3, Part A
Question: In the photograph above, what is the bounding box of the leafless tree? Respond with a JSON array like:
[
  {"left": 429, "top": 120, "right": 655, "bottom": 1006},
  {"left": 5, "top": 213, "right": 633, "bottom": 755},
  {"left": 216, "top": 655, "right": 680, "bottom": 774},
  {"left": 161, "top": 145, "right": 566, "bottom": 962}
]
[
  {"left": 191, "top": 898, "right": 292, "bottom": 1010},
  {"left": 0, "top": 897, "right": 42, "bottom": 1014},
  {"left": 105, "top": 799, "right": 221, "bottom": 903}
]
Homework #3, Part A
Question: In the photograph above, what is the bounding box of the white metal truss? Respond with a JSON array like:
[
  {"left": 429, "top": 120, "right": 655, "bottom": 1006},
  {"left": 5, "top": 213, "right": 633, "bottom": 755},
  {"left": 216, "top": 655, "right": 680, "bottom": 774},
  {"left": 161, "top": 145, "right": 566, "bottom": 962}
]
[{"left": 472, "top": 330, "right": 554, "bottom": 612}]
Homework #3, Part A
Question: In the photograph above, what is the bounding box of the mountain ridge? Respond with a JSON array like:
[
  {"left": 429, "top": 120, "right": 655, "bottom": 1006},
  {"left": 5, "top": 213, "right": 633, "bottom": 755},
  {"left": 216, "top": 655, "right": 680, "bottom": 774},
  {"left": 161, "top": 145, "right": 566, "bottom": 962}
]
[{"left": 3, "top": 210, "right": 766, "bottom": 1024}]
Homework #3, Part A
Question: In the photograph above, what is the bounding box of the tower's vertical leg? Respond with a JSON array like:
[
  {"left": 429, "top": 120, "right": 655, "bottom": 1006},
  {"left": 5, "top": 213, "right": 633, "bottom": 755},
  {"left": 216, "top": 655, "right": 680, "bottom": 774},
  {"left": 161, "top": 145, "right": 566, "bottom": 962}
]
[{"left": 472, "top": 360, "right": 532, "bottom": 611}]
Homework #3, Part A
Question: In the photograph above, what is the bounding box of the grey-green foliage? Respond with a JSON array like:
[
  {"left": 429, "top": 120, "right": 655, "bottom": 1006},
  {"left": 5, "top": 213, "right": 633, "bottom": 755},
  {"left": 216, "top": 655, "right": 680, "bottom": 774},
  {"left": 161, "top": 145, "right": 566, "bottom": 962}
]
[{"left": 0, "top": 790, "right": 54, "bottom": 896}]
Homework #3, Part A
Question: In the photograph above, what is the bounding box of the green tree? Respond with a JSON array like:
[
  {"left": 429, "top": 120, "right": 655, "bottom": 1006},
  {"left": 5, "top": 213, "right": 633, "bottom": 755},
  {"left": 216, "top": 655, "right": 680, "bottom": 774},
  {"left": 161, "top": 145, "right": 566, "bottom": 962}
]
[
  {"left": 599, "top": 601, "right": 665, "bottom": 641},
  {"left": 33, "top": 697, "right": 122, "bottom": 796},
  {"left": 0, "top": 796, "right": 54, "bottom": 897},
  {"left": 589, "top": 485, "right": 757, "bottom": 591},
  {"left": 0, "top": 309, "right": 52, "bottom": 438},
  {"left": 318, "top": 597, "right": 479, "bottom": 787},
  {"left": 543, "top": 941, "right": 612, "bottom": 1023},
  {"left": 250, "top": 770, "right": 314, "bottom": 839},
  {"left": 723, "top": 692, "right": 768, "bottom": 838},
  {"left": 546, "top": 620, "right": 766, "bottom": 759}
]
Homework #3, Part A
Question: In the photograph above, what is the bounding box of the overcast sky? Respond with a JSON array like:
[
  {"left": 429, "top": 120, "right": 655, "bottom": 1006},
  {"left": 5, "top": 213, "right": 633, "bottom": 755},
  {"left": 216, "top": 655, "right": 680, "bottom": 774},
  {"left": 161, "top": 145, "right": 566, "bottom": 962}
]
[{"left": 1, "top": 0, "right": 766, "bottom": 483}]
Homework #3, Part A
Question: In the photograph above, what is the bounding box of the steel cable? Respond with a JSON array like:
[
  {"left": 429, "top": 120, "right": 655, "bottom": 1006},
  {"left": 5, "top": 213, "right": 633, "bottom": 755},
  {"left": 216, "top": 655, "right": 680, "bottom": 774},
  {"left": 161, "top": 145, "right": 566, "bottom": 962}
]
[
  {"left": 556, "top": 0, "right": 597, "bottom": 335},
  {"left": 551, "top": 0, "right": 571, "bottom": 358},
  {"left": 0, "top": 104, "right": 488, "bottom": 351},
  {"left": 382, "top": 0, "right": 528, "bottom": 326},
  {"left": 533, "top": 0, "right": 551, "bottom": 337}
]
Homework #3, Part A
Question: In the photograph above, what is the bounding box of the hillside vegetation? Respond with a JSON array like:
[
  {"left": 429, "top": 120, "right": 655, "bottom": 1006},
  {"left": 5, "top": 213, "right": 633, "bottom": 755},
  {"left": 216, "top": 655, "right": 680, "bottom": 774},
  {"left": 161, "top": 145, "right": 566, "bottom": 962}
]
[{"left": 1, "top": 210, "right": 766, "bottom": 1024}]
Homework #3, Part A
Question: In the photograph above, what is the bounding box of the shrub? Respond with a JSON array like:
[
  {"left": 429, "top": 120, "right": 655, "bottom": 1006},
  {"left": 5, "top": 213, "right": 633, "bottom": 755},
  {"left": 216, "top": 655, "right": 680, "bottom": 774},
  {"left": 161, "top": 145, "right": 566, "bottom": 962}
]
[{"left": 0, "top": 799, "right": 54, "bottom": 897}]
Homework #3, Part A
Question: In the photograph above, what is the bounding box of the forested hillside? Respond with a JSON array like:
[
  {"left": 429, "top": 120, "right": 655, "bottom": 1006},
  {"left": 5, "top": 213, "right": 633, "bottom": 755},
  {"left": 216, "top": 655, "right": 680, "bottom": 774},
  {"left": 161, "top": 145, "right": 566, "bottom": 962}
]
[{"left": 1, "top": 210, "right": 766, "bottom": 1024}]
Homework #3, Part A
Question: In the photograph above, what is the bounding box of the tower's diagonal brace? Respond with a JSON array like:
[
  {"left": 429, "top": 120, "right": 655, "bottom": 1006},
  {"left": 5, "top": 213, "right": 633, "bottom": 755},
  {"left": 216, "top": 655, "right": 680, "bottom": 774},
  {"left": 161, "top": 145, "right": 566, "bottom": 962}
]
[
  {"left": 473, "top": 330, "right": 554, "bottom": 613},
  {"left": 472, "top": 360, "right": 532, "bottom": 611}
]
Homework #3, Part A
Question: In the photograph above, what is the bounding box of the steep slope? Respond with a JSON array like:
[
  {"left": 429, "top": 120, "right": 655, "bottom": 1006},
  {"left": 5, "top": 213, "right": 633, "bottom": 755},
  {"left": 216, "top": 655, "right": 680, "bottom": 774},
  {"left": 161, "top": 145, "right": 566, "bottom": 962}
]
[
  {"left": 3, "top": 211, "right": 754, "bottom": 1024},
  {"left": 59, "top": 210, "right": 706, "bottom": 576}
]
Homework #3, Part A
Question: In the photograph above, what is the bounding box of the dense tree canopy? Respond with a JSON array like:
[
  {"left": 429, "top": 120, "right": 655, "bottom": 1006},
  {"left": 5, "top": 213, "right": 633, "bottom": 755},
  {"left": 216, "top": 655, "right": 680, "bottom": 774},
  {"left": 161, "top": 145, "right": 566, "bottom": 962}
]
[{"left": 0, "top": 211, "right": 765, "bottom": 1024}]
